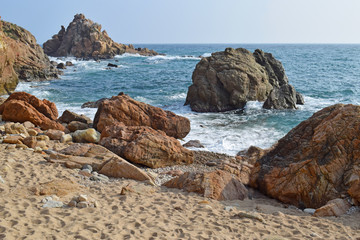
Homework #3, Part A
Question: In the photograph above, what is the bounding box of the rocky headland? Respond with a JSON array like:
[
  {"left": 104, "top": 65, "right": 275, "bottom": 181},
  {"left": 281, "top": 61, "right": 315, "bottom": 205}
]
[
  {"left": 0, "top": 19, "right": 60, "bottom": 95},
  {"left": 185, "top": 48, "right": 304, "bottom": 112},
  {"left": 43, "top": 14, "right": 161, "bottom": 60}
]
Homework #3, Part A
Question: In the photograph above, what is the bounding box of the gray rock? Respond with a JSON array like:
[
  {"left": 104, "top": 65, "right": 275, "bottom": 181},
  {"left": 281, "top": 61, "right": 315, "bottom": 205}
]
[
  {"left": 42, "top": 200, "right": 64, "bottom": 208},
  {"left": 78, "top": 194, "right": 88, "bottom": 202},
  {"left": 68, "top": 200, "right": 77, "bottom": 207},
  {"left": 263, "top": 84, "right": 297, "bottom": 110},
  {"left": 183, "top": 140, "right": 205, "bottom": 149},
  {"left": 224, "top": 206, "right": 236, "bottom": 211},
  {"left": 82, "top": 164, "right": 93, "bottom": 172},
  {"left": 77, "top": 201, "right": 89, "bottom": 208},
  {"left": 303, "top": 208, "right": 316, "bottom": 214},
  {"left": 296, "top": 92, "right": 305, "bottom": 105},
  {"left": 0, "top": 176, "right": 4, "bottom": 184},
  {"left": 90, "top": 174, "right": 109, "bottom": 182}
]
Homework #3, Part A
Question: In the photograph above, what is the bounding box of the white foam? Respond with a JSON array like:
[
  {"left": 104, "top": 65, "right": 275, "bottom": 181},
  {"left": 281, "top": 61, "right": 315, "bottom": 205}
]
[
  {"left": 201, "top": 53, "right": 212, "bottom": 57},
  {"left": 115, "top": 53, "right": 144, "bottom": 58},
  {"left": 146, "top": 55, "right": 200, "bottom": 64},
  {"left": 167, "top": 93, "right": 187, "bottom": 100}
]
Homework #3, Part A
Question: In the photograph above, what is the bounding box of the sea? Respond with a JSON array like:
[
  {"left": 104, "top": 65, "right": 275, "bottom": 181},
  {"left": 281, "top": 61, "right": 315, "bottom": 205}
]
[{"left": 15, "top": 44, "right": 360, "bottom": 156}]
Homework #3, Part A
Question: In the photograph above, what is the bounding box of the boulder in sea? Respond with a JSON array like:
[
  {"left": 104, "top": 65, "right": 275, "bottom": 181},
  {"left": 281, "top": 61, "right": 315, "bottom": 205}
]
[
  {"left": 100, "top": 124, "right": 193, "bottom": 168},
  {"left": 0, "top": 92, "right": 64, "bottom": 131},
  {"left": 185, "top": 48, "right": 303, "bottom": 112},
  {"left": 262, "top": 84, "right": 297, "bottom": 109},
  {"left": 43, "top": 13, "right": 161, "bottom": 59},
  {"left": 0, "top": 19, "right": 60, "bottom": 95},
  {"left": 93, "top": 93, "right": 190, "bottom": 139},
  {"left": 250, "top": 104, "right": 360, "bottom": 208},
  {"left": 57, "top": 63, "right": 66, "bottom": 69},
  {"left": 163, "top": 170, "right": 248, "bottom": 201}
]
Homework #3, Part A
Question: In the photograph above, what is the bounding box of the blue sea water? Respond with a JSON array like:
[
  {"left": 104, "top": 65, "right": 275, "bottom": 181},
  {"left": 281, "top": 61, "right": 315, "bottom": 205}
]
[{"left": 16, "top": 44, "right": 360, "bottom": 155}]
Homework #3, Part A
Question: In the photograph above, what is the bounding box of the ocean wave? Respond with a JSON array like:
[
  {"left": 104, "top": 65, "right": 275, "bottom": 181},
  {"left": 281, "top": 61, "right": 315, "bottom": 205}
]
[
  {"left": 115, "top": 53, "right": 145, "bottom": 58},
  {"left": 146, "top": 55, "right": 200, "bottom": 64},
  {"left": 167, "top": 93, "right": 187, "bottom": 100},
  {"left": 201, "top": 53, "right": 212, "bottom": 57}
]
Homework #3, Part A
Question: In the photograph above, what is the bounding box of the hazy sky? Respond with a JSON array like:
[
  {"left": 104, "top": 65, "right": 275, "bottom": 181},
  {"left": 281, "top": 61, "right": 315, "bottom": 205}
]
[{"left": 2, "top": 0, "right": 360, "bottom": 44}]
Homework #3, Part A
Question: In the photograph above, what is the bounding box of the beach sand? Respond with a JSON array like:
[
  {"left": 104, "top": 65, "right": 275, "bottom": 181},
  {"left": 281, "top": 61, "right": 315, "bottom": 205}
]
[{"left": 0, "top": 144, "right": 359, "bottom": 240}]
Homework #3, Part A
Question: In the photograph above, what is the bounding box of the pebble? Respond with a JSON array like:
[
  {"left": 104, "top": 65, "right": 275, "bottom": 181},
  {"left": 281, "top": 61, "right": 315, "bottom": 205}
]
[
  {"left": 310, "top": 233, "right": 320, "bottom": 237},
  {"left": 68, "top": 200, "right": 77, "bottom": 207},
  {"left": 224, "top": 206, "right": 236, "bottom": 212},
  {"left": 206, "top": 161, "right": 217, "bottom": 167},
  {"left": 42, "top": 200, "right": 64, "bottom": 208},
  {"left": 82, "top": 164, "right": 93, "bottom": 172},
  {"left": 0, "top": 176, "right": 4, "bottom": 183},
  {"left": 304, "top": 208, "right": 316, "bottom": 215},
  {"left": 78, "top": 194, "right": 88, "bottom": 202},
  {"left": 77, "top": 201, "right": 89, "bottom": 208},
  {"left": 90, "top": 174, "right": 109, "bottom": 182},
  {"left": 41, "top": 196, "right": 53, "bottom": 203}
]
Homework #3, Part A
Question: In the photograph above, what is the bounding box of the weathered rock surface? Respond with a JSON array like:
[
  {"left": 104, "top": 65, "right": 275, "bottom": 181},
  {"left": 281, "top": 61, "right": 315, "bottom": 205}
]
[
  {"left": 185, "top": 48, "right": 303, "bottom": 112},
  {"left": 100, "top": 124, "right": 193, "bottom": 168},
  {"left": 183, "top": 140, "right": 205, "bottom": 149},
  {"left": 43, "top": 14, "right": 160, "bottom": 60},
  {"left": 94, "top": 93, "right": 190, "bottom": 139},
  {"left": 250, "top": 104, "right": 360, "bottom": 208},
  {"left": 72, "top": 128, "right": 100, "bottom": 143},
  {"left": 0, "top": 92, "right": 64, "bottom": 131},
  {"left": 0, "top": 20, "right": 60, "bottom": 95},
  {"left": 263, "top": 84, "right": 297, "bottom": 109},
  {"left": 313, "top": 199, "right": 351, "bottom": 217},
  {"left": 163, "top": 170, "right": 248, "bottom": 201},
  {"left": 58, "top": 110, "right": 92, "bottom": 124},
  {"left": 81, "top": 98, "right": 107, "bottom": 108}
]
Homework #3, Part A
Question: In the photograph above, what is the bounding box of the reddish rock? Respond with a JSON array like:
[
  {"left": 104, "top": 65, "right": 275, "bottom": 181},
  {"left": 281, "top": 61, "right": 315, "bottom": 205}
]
[
  {"left": 46, "top": 129, "right": 65, "bottom": 140},
  {"left": 314, "top": 199, "right": 351, "bottom": 217},
  {"left": 23, "top": 136, "right": 37, "bottom": 148},
  {"left": 0, "top": 92, "right": 58, "bottom": 120},
  {"left": 58, "top": 110, "right": 92, "bottom": 124},
  {"left": 93, "top": 93, "right": 190, "bottom": 139},
  {"left": 163, "top": 170, "right": 248, "bottom": 201},
  {"left": 250, "top": 104, "right": 360, "bottom": 208},
  {"left": 0, "top": 99, "right": 64, "bottom": 131},
  {"left": 3, "top": 135, "right": 24, "bottom": 144},
  {"left": 100, "top": 124, "right": 193, "bottom": 168}
]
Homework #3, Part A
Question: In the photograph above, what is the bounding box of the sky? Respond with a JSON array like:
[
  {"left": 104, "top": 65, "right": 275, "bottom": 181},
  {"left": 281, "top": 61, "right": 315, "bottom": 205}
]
[{"left": 2, "top": 0, "right": 360, "bottom": 44}]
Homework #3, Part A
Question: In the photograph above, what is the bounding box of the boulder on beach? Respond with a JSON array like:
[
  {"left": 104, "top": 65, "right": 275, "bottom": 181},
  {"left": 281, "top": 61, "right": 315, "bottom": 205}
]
[
  {"left": 100, "top": 124, "right": 193, "bottom": 168},
  {"left": 93, "top": 93, "right": 190, "bottom": 139},
  {"left": 163, "top": 170, "right": 248, "bottom": 201},
  {"left": 185, "top": 48, "right": 303, "bottom": 112},
  {"left": 0, "top": 92, "right": 64, "bottom": 131},
  {"left": 250, "top": 104, "right": 360, "bottom": 208},
  {"left": 0, "top": 20, "right": 60, "bottom": 95},
  {"left": 43, "top": 13, "right": 160, "bottom": 60},
  {"left": 58, "top": 110, "right": 92, "bottom": 124}
]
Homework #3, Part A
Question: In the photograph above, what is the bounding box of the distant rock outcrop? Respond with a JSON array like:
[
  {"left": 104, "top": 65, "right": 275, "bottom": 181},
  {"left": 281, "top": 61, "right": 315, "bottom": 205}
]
[
  {"left": 185, "top": 48, "right": 304, "bottom": 112},
  {"left": 250, "top": 104, "right": 360, "bottom": 208},
  {"left": 43, "top": 14, "right": 160, "bottom": 60},
  {"left": 0, "top": 19, "right": 60, "bottom": 95}
]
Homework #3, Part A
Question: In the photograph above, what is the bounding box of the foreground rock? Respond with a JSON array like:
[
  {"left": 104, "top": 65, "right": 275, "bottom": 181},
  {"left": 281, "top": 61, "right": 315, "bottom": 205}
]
[
  {"left": 94, "top": 93, "right": 190, "bottom": 139},
  {"left": 250, "top": 104, "right": 360, "bottom": 208},
  {"left": 185, "top": 48, "right": 303, "bottom": 112},
  {"left": 163, "top": 170, "right": 248, "bottom": 201},
  {"left": 43, "top": 14, "right": 160, "bottom": 60},
  {"left": 0, "top": 92, "right": 64, "bottom": 131},
  {"left": 100, "top": 124, "right": 193, "bottom": 168},
  {"left": 0, "top": 19, "right": 60, "bottom": 95},
  {"left": 313, "top": 199, "right": 351, "bottom": 217}
]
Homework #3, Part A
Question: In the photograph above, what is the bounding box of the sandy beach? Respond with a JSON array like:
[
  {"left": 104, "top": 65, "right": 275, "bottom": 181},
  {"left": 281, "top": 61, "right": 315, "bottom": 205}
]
[{"left": 0, "top": 144, "right": 359, "bottom": 240}]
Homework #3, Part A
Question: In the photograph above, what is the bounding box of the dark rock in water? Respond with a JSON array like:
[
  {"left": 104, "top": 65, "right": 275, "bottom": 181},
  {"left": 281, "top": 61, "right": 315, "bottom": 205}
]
[
  {"left": 250, "top": 104, "right": 360, "bottom": 208},
  {"left": 81, "top": 98, "right": 107, "bottom": 108},
  {"left": 296, "top": 92, "right": 305, "bottom": 105},
  {"left": 185, "top": 48, "right": 301, "bottom": 112},
  {"left": 57, "top": 63, "right": 66, "bottom": 69},
  {"left": 183, "top": 140, "right": 205, "bottom": 148},
  {"left": 65, "top": 61, "right": 73, "bottom": 66},
  {"left": 263, "top": 85, "right": 297, "bottom": 109},
  {"left": 107, "top": 63, "right": 118, "bottom": 68},
  {"left": 43, "top": 13, "right": 161, "bottom": 59},
  {"left": 0, "top": 20, "right": 60, "bottom": 95}
]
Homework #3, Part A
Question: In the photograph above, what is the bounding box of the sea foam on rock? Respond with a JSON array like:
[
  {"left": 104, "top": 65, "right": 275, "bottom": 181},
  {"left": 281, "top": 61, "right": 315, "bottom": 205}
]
[{"left": 185, "top": 48, "right": 304, "bottom": 112}]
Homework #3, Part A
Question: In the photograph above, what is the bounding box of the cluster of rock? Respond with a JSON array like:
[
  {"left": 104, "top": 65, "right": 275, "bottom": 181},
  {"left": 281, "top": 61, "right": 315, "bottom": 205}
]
[
  {"left": 43, "top": 14, "right": 160, "bottom": 60},
  {"left": 185, "top": 48, "right": 304, "bottom": 112},
  {"left": 0, "top": 19, "right": 60, "bottom": 95}
]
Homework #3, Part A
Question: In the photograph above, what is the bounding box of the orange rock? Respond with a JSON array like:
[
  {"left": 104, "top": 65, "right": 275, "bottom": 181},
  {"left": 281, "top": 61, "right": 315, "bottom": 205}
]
[
  {"left": 3, "top": 135, "right": 24, "bottom": 144},
  {"left": 250, "top": 104, "right": 360, "bottom": 208},
  {"left": 314, "top": 199, "right": 351, "bottom": 217},
  {"left": 163, "top": 170, "right": 248, "bottom": 201},
  {"left": 93, "top": 93, "right": 190, "bottom": 139}
]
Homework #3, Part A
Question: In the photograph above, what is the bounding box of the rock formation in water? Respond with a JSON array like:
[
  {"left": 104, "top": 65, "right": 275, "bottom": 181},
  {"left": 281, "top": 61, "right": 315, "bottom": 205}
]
[
  {"left": 0, "top": 19, "right": 60, "bottom": 95},
  {"left": 185, "top": 48, "right": 304, "bottom": 112},
  {"left": 43, "top": 14, "right": 160, "bottom": 59},
  {"left": 249, "top": 104, "right": 360, "bottom": 208}
]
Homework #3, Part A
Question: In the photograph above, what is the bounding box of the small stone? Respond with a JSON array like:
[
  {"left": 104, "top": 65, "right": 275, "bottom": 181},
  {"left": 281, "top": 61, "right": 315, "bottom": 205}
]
[
  {"left": 23, "top": 121, "right": 35, "bottom": 129},
  {"left": 198, "top": 200, "right": 210, "bottom": 205},
  {"left": 60, "top": 134, "right": 72, "bottom": 143},
  {"left": 78, "top": 194, "right": 88, "bottom": 202},
  {"left": 304, "top": 208, "right": 316, "bottom": 215},
  {"left": 90, "top": 174, "right": 109, "bottom": 182},
  {"left": 79, "top": 169, "right": 92, "bottom": 177},
  {"left": 272, "top": 211, "right": 285, "bottom": 217},
  {"left": 310, "top": 233, "right": 320, "bottom": 237},
  {"left": 0, "top": 176, "right": 5, "bottom": 184},
  {"left": 3, "top": 135, "right": 24, "bottom": 144},
  {"left": 224, "top": 206, "right": 236, "bottom": 211},
  {"left": 16, "top": 144, "right": 28, "bottom": 149},
  {"left": 94, "top": 201, "right": 99, "bottom": 208},
  {"left": 36, "top": 141, "right": 48, "bottom": 150},
  {"left": 6, "top": 145, "right": 16, "bottom": 150},
  {"left": 82, "top": 164, "right": 93, "bottom": 172},
  {"left": 41, "top": 196, "right": 53, "bottom": 203},
  {"left": 77, "top": 201, "right": 89, "bottom": 208},
  {"left": 42, "top": 200, "right": 64, "bottom": 208},
  {"left": 71, "top": 196, "right": 79, "bottom": 202},
  {"left": 36, "top": 135, "right": 50, "bottom": 142},
  {"left": 27, "top": 129, "right": 38, "bottom": 136},
  {"left": 68, "top": 200, "right": 77, "bottom": 207},
  {"left": 206, "top": 161, "right": 217, "bottom": 167},
  {"left": 51, "top": 195, "right": 60, "bottom": 201},
  {"left": 46, "top": 129, "right": 64, "bottom": 140},
  {"left": 34, "top": 147, "right": 43, "bottom": 153}
]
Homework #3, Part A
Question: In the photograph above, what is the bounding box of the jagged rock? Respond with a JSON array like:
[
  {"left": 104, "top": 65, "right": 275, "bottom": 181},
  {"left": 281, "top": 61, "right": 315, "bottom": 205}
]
[
  {"left": 263, "top": 84, "right": 297, "bottom": 109},
  {"left": 43, "top": 13, "right": 160, "bottom": 59},
  {"left": 81, "top": 98, "right": 107, "bottom": 108},
  {"left": 185, "top": 48, "right": 303, "bottom": 112},
  {"left": 93, "top": 93, "right": 190, "bottom": 139},
  {"left": 296, "top": 92, "right": 305, "bottom": 105},
  {"left": 58, "top": 110, "right": 92, "bottom": 124},
  {"left": 163, "top": 170, "right": 248, "bottom": 201},
  {"left": 72, "top": 128, "right": 100, "bottom": 143},
  {"left": 250, "top": 104, "right": 360, "bottom": 208},
  {"left": 0, "top": 92, "right": 64, "bottom": 131},
  {"left": 100, "top": 124, "right": 193, "bottom": 168},
  {"left": 0, "top": 20, "right": 60, "bottom": 95}
]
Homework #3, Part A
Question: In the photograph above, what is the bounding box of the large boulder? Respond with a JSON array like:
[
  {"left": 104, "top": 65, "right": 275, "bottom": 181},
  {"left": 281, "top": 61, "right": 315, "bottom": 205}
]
[
  {"left": 0, "top": 92, "right": 64, "bottom": 131},
  {"left": 250, "top": 104, "right": 360, "bottom": 208},
  {"left": 43, "top": 14, "right": 160, "bottom": 59},
  {"left": 100, "top": 124, "right": 193, "bottom": 168},
  {"left": 185, "top": 48, "right": 303, "bottom": 112},
  {"left": 163, "top": 170, "right": 248, "bottom": 201},
  {"left": 0, "top": 20, "right": 60, "bottom": 95},
  {"left": 263, "top": 84, "right": 297, "bottom": 109},
  {"left": 93, "top": 93, "right": 190, "bottom": 139}
]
